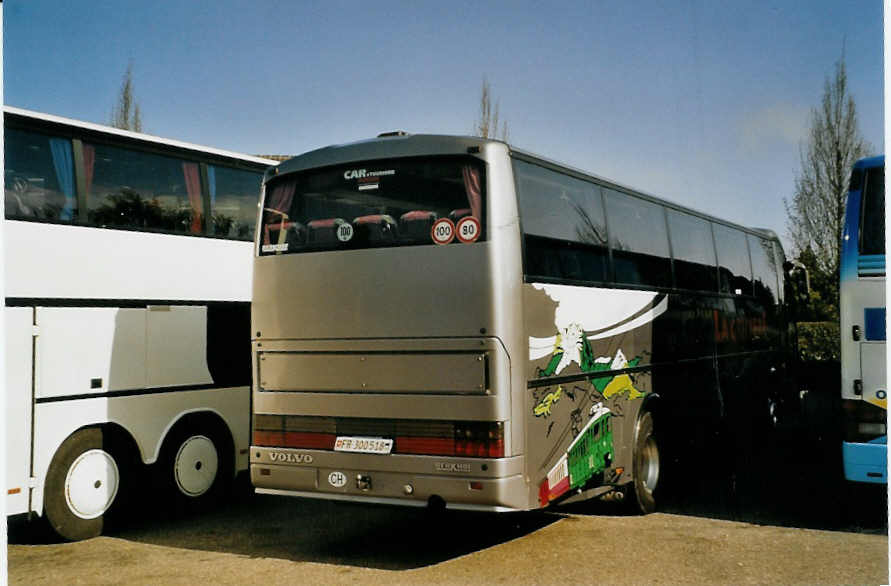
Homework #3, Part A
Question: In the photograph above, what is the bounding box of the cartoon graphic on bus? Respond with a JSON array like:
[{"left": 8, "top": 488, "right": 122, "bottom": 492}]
[{"left": 539, "top": 403, "right": 614, "bottom": 506}]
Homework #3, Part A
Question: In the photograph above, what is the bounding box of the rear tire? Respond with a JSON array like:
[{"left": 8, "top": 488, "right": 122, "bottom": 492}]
[
  {"left": 161, "top": 418, "right": 231, "bottom": 510},
  {"left": 44, "top": 428, "right": 124, "bottom": 541},
  {"left": 628, "top": 411, "right": 660, "bottom": 514}
]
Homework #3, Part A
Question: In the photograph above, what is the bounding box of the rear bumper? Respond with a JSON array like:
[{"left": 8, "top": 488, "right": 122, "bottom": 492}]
[
  {"left": 842, "top": 440, "right": 887, "bottom": 483},
  {"left": 250, "top": 447, "right": 530, "bottom": 510}
]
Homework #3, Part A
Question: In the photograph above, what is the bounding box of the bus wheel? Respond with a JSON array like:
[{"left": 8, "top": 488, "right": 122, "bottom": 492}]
[
  {"left": 44, "top": 428, "right": 122, "bottom": 541},
  {"left": 629, "top": 411, "right": 660, "bottom": 514},
  {"left": 161, "top": 419, "right": 230, "bottom": 508}
]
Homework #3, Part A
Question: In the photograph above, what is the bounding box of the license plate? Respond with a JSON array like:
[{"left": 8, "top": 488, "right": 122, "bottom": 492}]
[{"left": 334, "top": 436, "right": 393, "bottom": 454}]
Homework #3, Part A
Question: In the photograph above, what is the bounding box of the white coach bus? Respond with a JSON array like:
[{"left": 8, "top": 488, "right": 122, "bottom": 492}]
[{"left": 4, "top": 107, "right": 276, "bottom": 540}]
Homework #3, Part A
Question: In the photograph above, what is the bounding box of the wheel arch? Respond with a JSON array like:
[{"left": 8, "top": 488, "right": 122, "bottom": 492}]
[{"left": 154, "top": 409, "right": 236, "bottom": 477}]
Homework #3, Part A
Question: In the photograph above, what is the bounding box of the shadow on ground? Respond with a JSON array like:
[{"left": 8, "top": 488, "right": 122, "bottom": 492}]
[
  {"left": 561, "top": 419, "right": 888, "bottom": 535},
  {"left": 49, "top": 485, "right": 562, "bottom": 570}
]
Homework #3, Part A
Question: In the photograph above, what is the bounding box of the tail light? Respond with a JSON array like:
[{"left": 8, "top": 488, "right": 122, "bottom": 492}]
[{"left": 253, "top": 415, "right": 504, "bottom": 458}]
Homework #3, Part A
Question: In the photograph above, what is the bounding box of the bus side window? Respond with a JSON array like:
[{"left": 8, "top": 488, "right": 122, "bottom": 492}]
[
  {"left": 714, "top": 223, "right": 753, "bottom": 296},
  {"left": 514, "top": 159, "right": 609, "bottom": 283},
  {"left": 209, "top": 165, "right": 264, "bottom": 241},
  {"left": 667, "top": 209, "right": 718, "bottom": 291},
  {"left": 748, "top": 234, "right": 780, "bottom": 306},
  {"left": 605, "top": 190, "right": 672, "bottom": 288},
  {"left": 4, "top": 128, "right": 76, "bottom": 222},
  {"left": 860, "top": 167, "right": 886, "bottom": 255}
]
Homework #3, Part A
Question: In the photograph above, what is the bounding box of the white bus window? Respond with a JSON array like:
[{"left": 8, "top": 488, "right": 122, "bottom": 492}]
[
  {"left": 4, "top": 127, "right": 76, "bottom": 221},
  {"left": 605, "top": 190, "right": 671, "bottom": 288},
  {"left": 86, "top": 142, "right": 204, "bottom": 235},
  {"left": 209, "top": 165, "right": 263, "bottom": 241}
]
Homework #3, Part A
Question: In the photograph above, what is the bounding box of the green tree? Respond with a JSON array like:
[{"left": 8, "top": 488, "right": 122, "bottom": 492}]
[
  {"left": 110, "top": 63, "right": 143, "bottom": 132},
  {"left": 784, "top": 53, "right": 870, "bottom": 320}
]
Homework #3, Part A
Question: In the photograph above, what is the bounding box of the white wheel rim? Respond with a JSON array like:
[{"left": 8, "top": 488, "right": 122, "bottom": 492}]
[
  {"left": 65, "top": 449, "right": 120, "bottom": 520},
  {"left": 174, "top": 435, "right": 219, "bottom": 497}
]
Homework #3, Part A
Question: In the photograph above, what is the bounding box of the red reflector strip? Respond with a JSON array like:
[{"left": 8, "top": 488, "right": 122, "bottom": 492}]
[
  {"left": 395, "top": 436, "right": 456, "bottom": 456},
  {"left": 253, "top": 431, "right": 336, "bottom": 450}
]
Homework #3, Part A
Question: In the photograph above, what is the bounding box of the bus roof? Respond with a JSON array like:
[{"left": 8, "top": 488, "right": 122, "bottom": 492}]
[
  {"left": 4, "top": 106, "right": 280, "bottom": 167},
  {"left": 273, "top": 133, "right": 782, "bottom": 244},
  {"left": 853, "top": 155, "right": 885, "bottom": 170}
]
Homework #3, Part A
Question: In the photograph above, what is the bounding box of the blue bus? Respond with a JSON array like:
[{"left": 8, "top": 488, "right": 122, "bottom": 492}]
[{"left": 840, "top": 155, "right": 886, "bottom": 483}]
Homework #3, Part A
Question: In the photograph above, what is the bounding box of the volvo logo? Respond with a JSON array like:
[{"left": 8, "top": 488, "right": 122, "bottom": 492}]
[{"left": 269, "top": 452, "right": 314, "bottom": 464}]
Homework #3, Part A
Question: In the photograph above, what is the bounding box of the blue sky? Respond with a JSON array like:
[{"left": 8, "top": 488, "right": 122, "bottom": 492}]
[{"left": 4, "top": 1, "right": 884, "bottom": 251}]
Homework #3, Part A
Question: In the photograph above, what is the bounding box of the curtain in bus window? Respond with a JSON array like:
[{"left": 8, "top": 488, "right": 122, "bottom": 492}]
[
  {"left": 262, "top": 178, "right": 297, "bottom": 245},
  {"left": 463, "top": 165, "right": 482, "bottom": 220},
  {"left": 82, "top": 143, "right": 95, "bottom": 197},
  {"left": 207, "top": 166, "right": 217, "bottom": 206},
  {"left": 182, "top": 162, "right": 203, "bottom": 234},
  {"left": 49, "top": 138, "right": 76, "bottom": 221}
]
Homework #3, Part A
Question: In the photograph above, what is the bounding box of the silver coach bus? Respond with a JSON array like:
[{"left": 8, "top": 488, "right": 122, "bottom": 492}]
[{"left": 250, "top": 133, "right": 793, "bottom": 513}]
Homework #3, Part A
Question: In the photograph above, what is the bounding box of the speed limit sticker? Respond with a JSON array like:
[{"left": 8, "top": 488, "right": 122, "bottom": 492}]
[
  {"left": 336, "top": 222, "right": 354, "bottom": 242},
  {"left": 456, "top": 216, "right": 481, "bottom": 243},
  {"left": 431, "top": 218, "right": 455, "bottom": 245}
]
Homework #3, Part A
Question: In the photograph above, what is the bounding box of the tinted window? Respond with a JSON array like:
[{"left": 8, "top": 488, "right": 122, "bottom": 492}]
[
  {"left": 514, "top": 159, "right": 608, "bottom": 282},
  {"left": 86, "top": 142, "right": 205, "bottom": 235},
  {"left": 605, "top": 191, "right": 671, "bottom": 287},
  {"left": 771, "top": 242, "right": 786, "bottom": 303},
  {"left": 210, "top": 165, "right": 263, "bottom": 241},
  {"left": 860, "top": 166, "right": 885, "bottom": 255},
  {"left": 4, "top": 127, "right": 76, "bottom": 221},
  {"left": 667, "top": 210, "right": 717, "bottom": 291},
  {"left": 260, "top": 156, "right": 484, "bottom": 255},
  {"left": 748, "top": 234, "right": 780, "bottom": 305},
  {"left": 714, "top": 224, "right": 752, "bottom": 295}
]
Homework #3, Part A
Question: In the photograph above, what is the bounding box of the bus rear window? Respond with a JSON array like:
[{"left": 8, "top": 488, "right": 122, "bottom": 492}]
[
  {"left": 259, "top": 156, "right": 485, "bottom": 255},
  {"left": 860, "top": 166, "right": 885, "bottom": 255}
]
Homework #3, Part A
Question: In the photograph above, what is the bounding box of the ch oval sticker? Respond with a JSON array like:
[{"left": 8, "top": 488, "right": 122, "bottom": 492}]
[
  {"left": 328, "top": 471, "right": 347, "bottom": 488},
  {"left": 456, "top": 216, "right": 481, "bottom": 244}
]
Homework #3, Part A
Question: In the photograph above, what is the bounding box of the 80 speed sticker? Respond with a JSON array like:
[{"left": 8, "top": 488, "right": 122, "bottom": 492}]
[{"left": 456, "top": 216, "right": 481, "bottom": 243}]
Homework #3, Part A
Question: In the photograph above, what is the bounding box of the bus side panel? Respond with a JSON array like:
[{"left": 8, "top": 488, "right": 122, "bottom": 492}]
[
  {"left": 146, "top": 305, "right": 213, "bottom": 388},
  {"left": 6, "top": 307, "right": 34, "bottom": 515},
  {"left": 36, "top": 307, "right": 147, "bottom": 397},
  {"left": 524, "top": 283, "right": 659, "bottom": 505}
]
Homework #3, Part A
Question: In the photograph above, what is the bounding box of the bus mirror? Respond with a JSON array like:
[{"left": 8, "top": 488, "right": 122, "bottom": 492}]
[{"left": 783, "top": 260, "right": 811, "bottom": 308}]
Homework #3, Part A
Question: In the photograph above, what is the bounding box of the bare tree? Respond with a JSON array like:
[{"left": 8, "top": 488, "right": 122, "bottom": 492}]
[
  {"left": 784, "top": 53, "right": 870, "bottom": 308},
  {"left": 475, "top": 77, "right": 509, "bottom": 141},
  {"left": 111, "top": 63, "right": 143, "bottom": 132}
]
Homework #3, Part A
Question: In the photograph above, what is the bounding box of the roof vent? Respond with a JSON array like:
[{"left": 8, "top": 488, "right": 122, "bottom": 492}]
[{"left": 377, "top": 131, "right": 409, "bottom": 138}]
